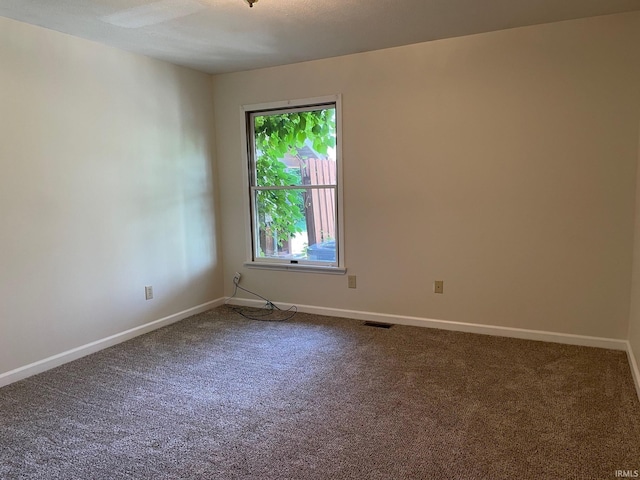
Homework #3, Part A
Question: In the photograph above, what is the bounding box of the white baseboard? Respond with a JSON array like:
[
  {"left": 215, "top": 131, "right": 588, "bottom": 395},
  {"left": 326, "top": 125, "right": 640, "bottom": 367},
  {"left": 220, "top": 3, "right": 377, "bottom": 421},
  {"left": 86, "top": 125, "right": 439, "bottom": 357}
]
[
  {"left": 0, "top": 298, "right": 226, "bottom": 388},
  {"left": 227, "top": 297, "right": 628, "bottom": 351},
  {"left": 231, "top": 298, "right": 640, "bottom": 401},
  {"left": 6, "top": 297, "right": 637, "bottom": 402},
  {"left": 627, "top": 342, "right": 640, "bottom": 402}
]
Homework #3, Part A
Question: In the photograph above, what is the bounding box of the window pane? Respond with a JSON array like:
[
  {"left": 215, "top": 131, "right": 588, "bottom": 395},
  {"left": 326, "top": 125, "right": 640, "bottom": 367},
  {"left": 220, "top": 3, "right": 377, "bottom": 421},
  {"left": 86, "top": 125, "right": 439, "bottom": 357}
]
[
  {"left": 254, "top": 188, "right": 337, "bottom": 263},
  {"left": 253, "top": 108, "right": 336, "bottom": 188}
]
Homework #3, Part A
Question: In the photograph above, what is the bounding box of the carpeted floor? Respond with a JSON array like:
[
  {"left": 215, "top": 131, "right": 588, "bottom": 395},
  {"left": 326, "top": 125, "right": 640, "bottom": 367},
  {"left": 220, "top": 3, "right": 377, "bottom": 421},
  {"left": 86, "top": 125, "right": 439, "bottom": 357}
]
[{"left": 0, "top": 306, "right": 639, "bottom": 479}]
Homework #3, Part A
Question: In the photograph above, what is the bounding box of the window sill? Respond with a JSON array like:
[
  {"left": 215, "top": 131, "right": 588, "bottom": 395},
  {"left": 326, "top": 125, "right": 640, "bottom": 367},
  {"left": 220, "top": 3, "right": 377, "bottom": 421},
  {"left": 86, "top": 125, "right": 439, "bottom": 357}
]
[{"left": 244, "top": 262, "right": 347, "bottom": 275}]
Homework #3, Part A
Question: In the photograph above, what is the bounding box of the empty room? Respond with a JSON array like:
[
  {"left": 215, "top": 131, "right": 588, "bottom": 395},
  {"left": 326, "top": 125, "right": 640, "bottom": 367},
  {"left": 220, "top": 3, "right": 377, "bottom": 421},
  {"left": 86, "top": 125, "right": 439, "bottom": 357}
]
[{"left": 1, "top": 1, "right": 640, "bottom": 478}]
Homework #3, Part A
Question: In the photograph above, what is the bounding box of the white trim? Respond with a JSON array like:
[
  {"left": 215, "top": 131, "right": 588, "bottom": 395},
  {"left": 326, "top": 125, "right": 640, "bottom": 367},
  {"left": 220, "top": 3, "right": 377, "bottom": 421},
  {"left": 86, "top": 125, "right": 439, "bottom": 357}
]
[
  {"left": 240, "top": 94, "right": 346, "bottom": 270},
  {"left": 0, "top": 298, "right": 226, "bottom": 388},
  {"left": 227, "top": 297, "right": 628, "bottom": 351},
  {"left": 627, "top": 342, "right": 640, "bottom": 401},
  {"left": 239, "top": 102, "right": 253, "bottom": 266},
  {"left": 335, "top": 93, "right": 345, "bottom": 268},
  {"left": 244, "top": 262, "right": 346, "bottom": 275},
  {"left": 241, "top": 95, "right": 341, "bottom": 116}
]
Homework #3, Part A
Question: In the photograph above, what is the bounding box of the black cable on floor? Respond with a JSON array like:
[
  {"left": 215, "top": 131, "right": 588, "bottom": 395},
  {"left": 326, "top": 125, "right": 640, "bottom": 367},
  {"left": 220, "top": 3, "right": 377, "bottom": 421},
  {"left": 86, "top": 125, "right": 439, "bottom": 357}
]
[{"left": 225, "top": 280, "right": 297, "bottom": 322}]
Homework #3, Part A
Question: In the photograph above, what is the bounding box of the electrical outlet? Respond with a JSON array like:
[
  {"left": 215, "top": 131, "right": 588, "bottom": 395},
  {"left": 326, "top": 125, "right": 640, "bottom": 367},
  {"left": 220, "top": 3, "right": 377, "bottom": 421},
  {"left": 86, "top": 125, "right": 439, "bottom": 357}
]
[
  {"left": 145, "top": 285, "right": 154, "bottom": 300},
  {"left": 348, "top": 275, "right": 356, "bottom": 289},
  {"left": 434, "top": 280, "right": 444, "bottom": 294},
  {"left": 233, "top": 272, "right": 241, "bottom": 285}
]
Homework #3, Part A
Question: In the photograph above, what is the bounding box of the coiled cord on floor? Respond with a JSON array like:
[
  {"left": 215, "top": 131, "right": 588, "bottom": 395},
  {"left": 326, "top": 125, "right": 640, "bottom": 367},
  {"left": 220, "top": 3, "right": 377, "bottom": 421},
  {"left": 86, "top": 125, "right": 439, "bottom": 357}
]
[{"left": 225, "top": 278, "right": 297, "bottom": 322}]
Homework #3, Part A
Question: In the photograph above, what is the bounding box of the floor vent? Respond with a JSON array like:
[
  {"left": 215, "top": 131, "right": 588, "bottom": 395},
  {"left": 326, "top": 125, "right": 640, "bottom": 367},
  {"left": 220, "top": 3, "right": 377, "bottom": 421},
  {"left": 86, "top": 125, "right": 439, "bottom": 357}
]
[{"left": 363, "top": 321, "right": 393, "bottom": 329}]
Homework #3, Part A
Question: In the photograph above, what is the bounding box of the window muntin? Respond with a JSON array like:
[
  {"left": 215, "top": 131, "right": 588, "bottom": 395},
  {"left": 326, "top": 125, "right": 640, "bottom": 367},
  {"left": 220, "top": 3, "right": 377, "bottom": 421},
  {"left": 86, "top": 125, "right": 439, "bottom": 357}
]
[{"left": 247, "top": 102, "right": 340, "bottom": 268}]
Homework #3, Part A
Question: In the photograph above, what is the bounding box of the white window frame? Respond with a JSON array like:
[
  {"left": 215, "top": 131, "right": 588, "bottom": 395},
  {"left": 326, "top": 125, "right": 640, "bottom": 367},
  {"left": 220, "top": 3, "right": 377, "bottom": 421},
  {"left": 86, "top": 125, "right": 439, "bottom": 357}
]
[{"left": 240, "top": 95, "right": 345, "bottom": 274}]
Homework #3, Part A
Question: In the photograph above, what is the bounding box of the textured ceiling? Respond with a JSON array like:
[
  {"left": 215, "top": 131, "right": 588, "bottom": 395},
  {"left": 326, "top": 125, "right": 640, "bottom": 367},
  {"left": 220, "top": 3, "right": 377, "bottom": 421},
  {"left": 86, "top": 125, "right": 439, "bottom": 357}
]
[{"left": 1, "top": 0, "right": 639, "bottom": 74}]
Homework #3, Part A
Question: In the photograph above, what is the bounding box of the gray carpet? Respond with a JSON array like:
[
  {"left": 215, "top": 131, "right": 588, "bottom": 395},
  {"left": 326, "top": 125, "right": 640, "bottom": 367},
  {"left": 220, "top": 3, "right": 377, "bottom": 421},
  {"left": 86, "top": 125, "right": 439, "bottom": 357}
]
[{"left": 1, "top": 306, "right": 639, "bottom": 479}]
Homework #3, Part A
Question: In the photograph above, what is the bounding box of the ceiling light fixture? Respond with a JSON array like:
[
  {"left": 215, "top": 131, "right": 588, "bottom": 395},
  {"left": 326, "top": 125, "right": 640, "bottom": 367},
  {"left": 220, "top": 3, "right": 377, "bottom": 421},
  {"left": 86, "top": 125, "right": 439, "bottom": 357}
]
[{"left": 246, "top": 0, "right": 258, "bottom": 7}]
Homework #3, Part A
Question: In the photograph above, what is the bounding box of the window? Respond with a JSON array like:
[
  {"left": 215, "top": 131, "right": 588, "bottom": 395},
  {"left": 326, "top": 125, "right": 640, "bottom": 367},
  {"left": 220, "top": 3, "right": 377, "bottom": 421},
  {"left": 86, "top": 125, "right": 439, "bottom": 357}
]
[{"left": 243, "top": 96, "right": 343, "bottom": 273}]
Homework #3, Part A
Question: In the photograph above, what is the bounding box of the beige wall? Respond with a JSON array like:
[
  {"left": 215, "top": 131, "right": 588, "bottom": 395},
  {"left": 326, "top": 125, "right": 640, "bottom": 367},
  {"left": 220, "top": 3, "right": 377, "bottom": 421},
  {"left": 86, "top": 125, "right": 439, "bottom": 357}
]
[
  {"left": 629, "top": 120, "right": 640, "bottom": 370},
  {"left": 2, "top": 11, "right": 639, "bottom": 381},
  {"left": 215, "top": 13, "right": 640, "bottom": 339},
  {"left": 0, "top": 17, "right": 222, "bottom": 375}
]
